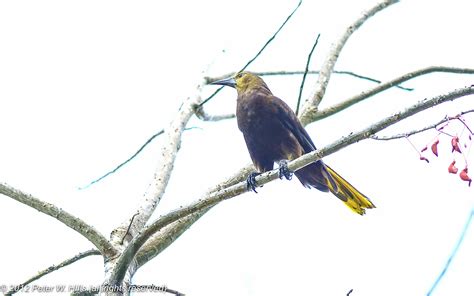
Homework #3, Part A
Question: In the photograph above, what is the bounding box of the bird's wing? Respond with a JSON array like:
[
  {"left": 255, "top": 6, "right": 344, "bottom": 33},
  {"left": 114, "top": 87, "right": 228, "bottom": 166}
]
[
  {"left": 271, "top": 96, "right": 317, "bottom": 153},
  {"left": 271, "top": 96, "right": 339, "bottom": 192}
]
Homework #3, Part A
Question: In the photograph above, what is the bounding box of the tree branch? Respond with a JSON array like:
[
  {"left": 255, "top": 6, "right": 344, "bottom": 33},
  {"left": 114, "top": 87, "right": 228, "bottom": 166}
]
[
  {"left": 102, "top": 83, "right": 205, "bottom": 288},
  {"left": 136, "top": 210, "right": 207, "bottom": 269},
  {"left": 135, "top": 165, "right": 255, "bottom": 268},
  {"left": 206, "top": 70, "right": 413, "bottom": 91},
  {"left": 199, "top": 0, "right": 302, "bottom": 107},
  {"left": 299, "top": 0, "right": 399, "bottom": 125},
  {"left": 109, "top": 85, "right": 474, "bottom": 284},
  {"left": 310, "top": 66, "right": 474, "bottom": 123},
  {"left": 296, "top": 33, "right": 321, "bottom": 115},
  {"left": 79, "top": 129, "right": 165, "bottom": 190},
  {"left": 124, "top": 89, "right": 204, "bottom": 236},
  {"left": 0, "top": 183, "right": 117, "bottom": 258},
  {"left": 5, "top": 249, "right": 101, "bottom": 296},
  {"left": 193, "top": 104, "right": 236, "bottom": 121},
  {"left": 371, "top": 109, "right": 474, "bottom": 140}
]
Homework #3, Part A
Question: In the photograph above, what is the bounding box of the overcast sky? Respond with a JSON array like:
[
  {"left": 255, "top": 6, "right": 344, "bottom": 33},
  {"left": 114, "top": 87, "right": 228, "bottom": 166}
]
[{"left": 1, "top": 1, "right": 473, "bottom": 295}]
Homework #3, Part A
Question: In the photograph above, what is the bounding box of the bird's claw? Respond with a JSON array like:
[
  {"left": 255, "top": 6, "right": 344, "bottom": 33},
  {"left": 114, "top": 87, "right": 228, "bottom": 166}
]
[
  {"left": 246, "top": 172, "right": 260, "bottom": 193},
  {"left": 278, "top": 160, "right": 293, "bottom": 180}
]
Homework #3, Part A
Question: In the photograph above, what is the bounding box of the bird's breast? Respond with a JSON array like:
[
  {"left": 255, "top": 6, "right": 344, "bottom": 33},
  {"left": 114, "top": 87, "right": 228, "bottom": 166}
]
[
  {"left": 236, "top": 91, "right": 305, "bottom": 163},
  {"left": 236, "top": 96, "right": 271, "bottom": 134}
]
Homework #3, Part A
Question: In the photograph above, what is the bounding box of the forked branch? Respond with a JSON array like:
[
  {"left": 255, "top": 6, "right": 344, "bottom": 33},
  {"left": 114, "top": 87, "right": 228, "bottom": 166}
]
[{"left": 299, "top": 0, "right": 399, "bottom": 124}]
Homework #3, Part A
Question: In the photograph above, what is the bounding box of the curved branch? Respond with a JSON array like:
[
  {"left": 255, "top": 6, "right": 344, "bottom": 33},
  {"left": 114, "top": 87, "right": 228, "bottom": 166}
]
[
  {"left": 5, "top": 249, "right": 101, "bottom": 296},
  {"left": 311, "top": 66, "right": 474, "bottom": 123},
  {"left": 299, "top": 0, "right": 399, "bottom": 124},
  {"left": 109, "top": 85, "right": 474, "bottom": 283},
  {"left": 0, "top": 183, "right": 117, "bottom": 258}
]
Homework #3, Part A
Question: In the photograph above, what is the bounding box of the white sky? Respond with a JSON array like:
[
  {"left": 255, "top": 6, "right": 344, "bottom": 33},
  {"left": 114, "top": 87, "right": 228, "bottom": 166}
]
[{"left": 0, "top": 1, "right": 473, "bottom": 295}]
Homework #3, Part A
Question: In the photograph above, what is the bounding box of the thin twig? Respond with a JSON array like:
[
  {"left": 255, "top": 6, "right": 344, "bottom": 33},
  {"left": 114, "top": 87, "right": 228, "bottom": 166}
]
[
  {"left": 162, "top": 287, "right": 186, "bottom": 296},
  {"left": 427, "top": 208, "right": 474, "bottom": 296},
  {"left": 296, "top": 33, "right": 321, "bottom": 116},
  {"left": 334, "top": 70, "right": 413, "bottom": 91},
  {"left": 371, "top": 110, "right": 474, "bottom": 140},
  {"left": 79, "top": 129, "right": 164, "bottom": 190},
  {"left": 109, "top": 85, "right": 474, "bottom": 283},
  {"left": 0, "top": 183, "right": 117, "bottom": 258},
  {"left": 199, "top": 0, "right": 302, "bottom": 107},
  {"left": 5, "top": 249, "right": 101, "bottom": 296},
  {"left": 370, "top": 109, "right": 474, "bottom": 141},
  {"left": 206, "top": 70, "right": 413, "bottom": 91},
  {"left": 79, "top": 127, "right": 202, "bottom": 189},
  {"left": 121, "top": 212, "right": 139, "bottom": 245},
  {"left": 457, "top": 115, "right": 474, "bottom": 135},
  {"left": 307, "top": 66, "right": 474, "bottom": 124},
  {"left": 299, "top": 0, "right": 399, "bottom": 124}
]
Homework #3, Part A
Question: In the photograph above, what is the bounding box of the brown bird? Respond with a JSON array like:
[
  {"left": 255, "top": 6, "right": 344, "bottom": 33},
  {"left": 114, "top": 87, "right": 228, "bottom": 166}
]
[{"left": 211, "top": 72, "right": 375, "bottom": 215}]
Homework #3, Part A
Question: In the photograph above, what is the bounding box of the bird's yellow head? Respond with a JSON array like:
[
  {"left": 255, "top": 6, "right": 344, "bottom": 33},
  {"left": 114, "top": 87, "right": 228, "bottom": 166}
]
[{"left": 211, "top": 72, "right": 269, "bottom": 94}]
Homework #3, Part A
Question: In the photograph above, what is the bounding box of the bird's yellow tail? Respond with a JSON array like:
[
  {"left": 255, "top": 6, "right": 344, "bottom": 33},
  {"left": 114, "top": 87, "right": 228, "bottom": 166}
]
[{"left": 325, "top": 165, "right": 375, "bottom": 215}]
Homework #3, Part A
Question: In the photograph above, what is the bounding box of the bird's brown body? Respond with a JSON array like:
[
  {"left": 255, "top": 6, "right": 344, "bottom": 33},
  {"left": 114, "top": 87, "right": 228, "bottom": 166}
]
[{"left": 212, "top": 72, "right": 375, "bottom": 215}]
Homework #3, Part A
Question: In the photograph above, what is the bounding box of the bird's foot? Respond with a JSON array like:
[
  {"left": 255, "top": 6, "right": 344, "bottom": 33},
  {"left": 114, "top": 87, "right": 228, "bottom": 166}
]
[
  {"left": 278, "top": 160, "right": 293, "bottom": 180},
  {"left": 246, "top": 172, "right": 261, "bottom": 193}
]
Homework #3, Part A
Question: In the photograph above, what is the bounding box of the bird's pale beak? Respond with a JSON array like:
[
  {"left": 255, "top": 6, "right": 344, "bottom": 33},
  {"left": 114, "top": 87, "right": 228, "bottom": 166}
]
[{"left": 210, "top": 77, "right": 236, "bottom": 88}]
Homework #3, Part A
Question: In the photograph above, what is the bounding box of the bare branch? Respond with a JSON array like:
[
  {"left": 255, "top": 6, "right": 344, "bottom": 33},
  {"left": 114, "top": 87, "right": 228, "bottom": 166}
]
[
  {"left": 136, "top": 211, "right": 207, "bottom": 269},
  {"left": 80, "top": 126, "right": 203, "bottom": 189},
  {"left": 0, "top": 183, "right": 117, "bottom": 257},
  {"left": 308, "top": 66, "right": 474, "bottom": 123},
  {"left": 136, "top": 166, "right": 255, "bottom": 267},
  {"left": 199, "top": 0, "right": 302, "bottom": 107},
  {"left": 299, "top": 0, "right": 399, "bottom": 124},
  {"left": 109, "top": 165, "right": 254, "bottom": 282},
  {"left": 296, "top": 33, "right": 321, "bottom": 115},
  {"left": 103, "top": 85, "right": 205, "bottom": 286},
  {"left": 5, "top": 249, "right": 100, "bottom": 296},
  {"left": 109, "top": 85, "right": 474, "bottom": 284},
  {"left": 119, "top": 89, "right": 204, "bottom": 239},
  {"left": 371, "top": 109, "right": 474, "bottom": 140},
  {"left": 372, "top": 118, "right": 448, "bottom": 141},
  {"left": 206, "top": 70, "right": 413, "bottom": 91},
  {"left": 79, "top": 129, "right": 165, "bottom": 190},
  {"left": 193, "top": 104, "right": 236, "bottom": 121}
]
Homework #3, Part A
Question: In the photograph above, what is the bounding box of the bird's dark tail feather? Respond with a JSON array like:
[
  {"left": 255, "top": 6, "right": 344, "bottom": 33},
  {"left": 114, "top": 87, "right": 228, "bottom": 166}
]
[{"left": 295, "top": 161, "right": 375, "bottom": 215}]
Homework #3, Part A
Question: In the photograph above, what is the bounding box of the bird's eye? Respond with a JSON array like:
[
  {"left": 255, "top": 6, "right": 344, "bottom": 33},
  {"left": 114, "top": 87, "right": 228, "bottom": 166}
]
[{"left": 236, "top": 72, "right": 243, "bottom": 79}]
